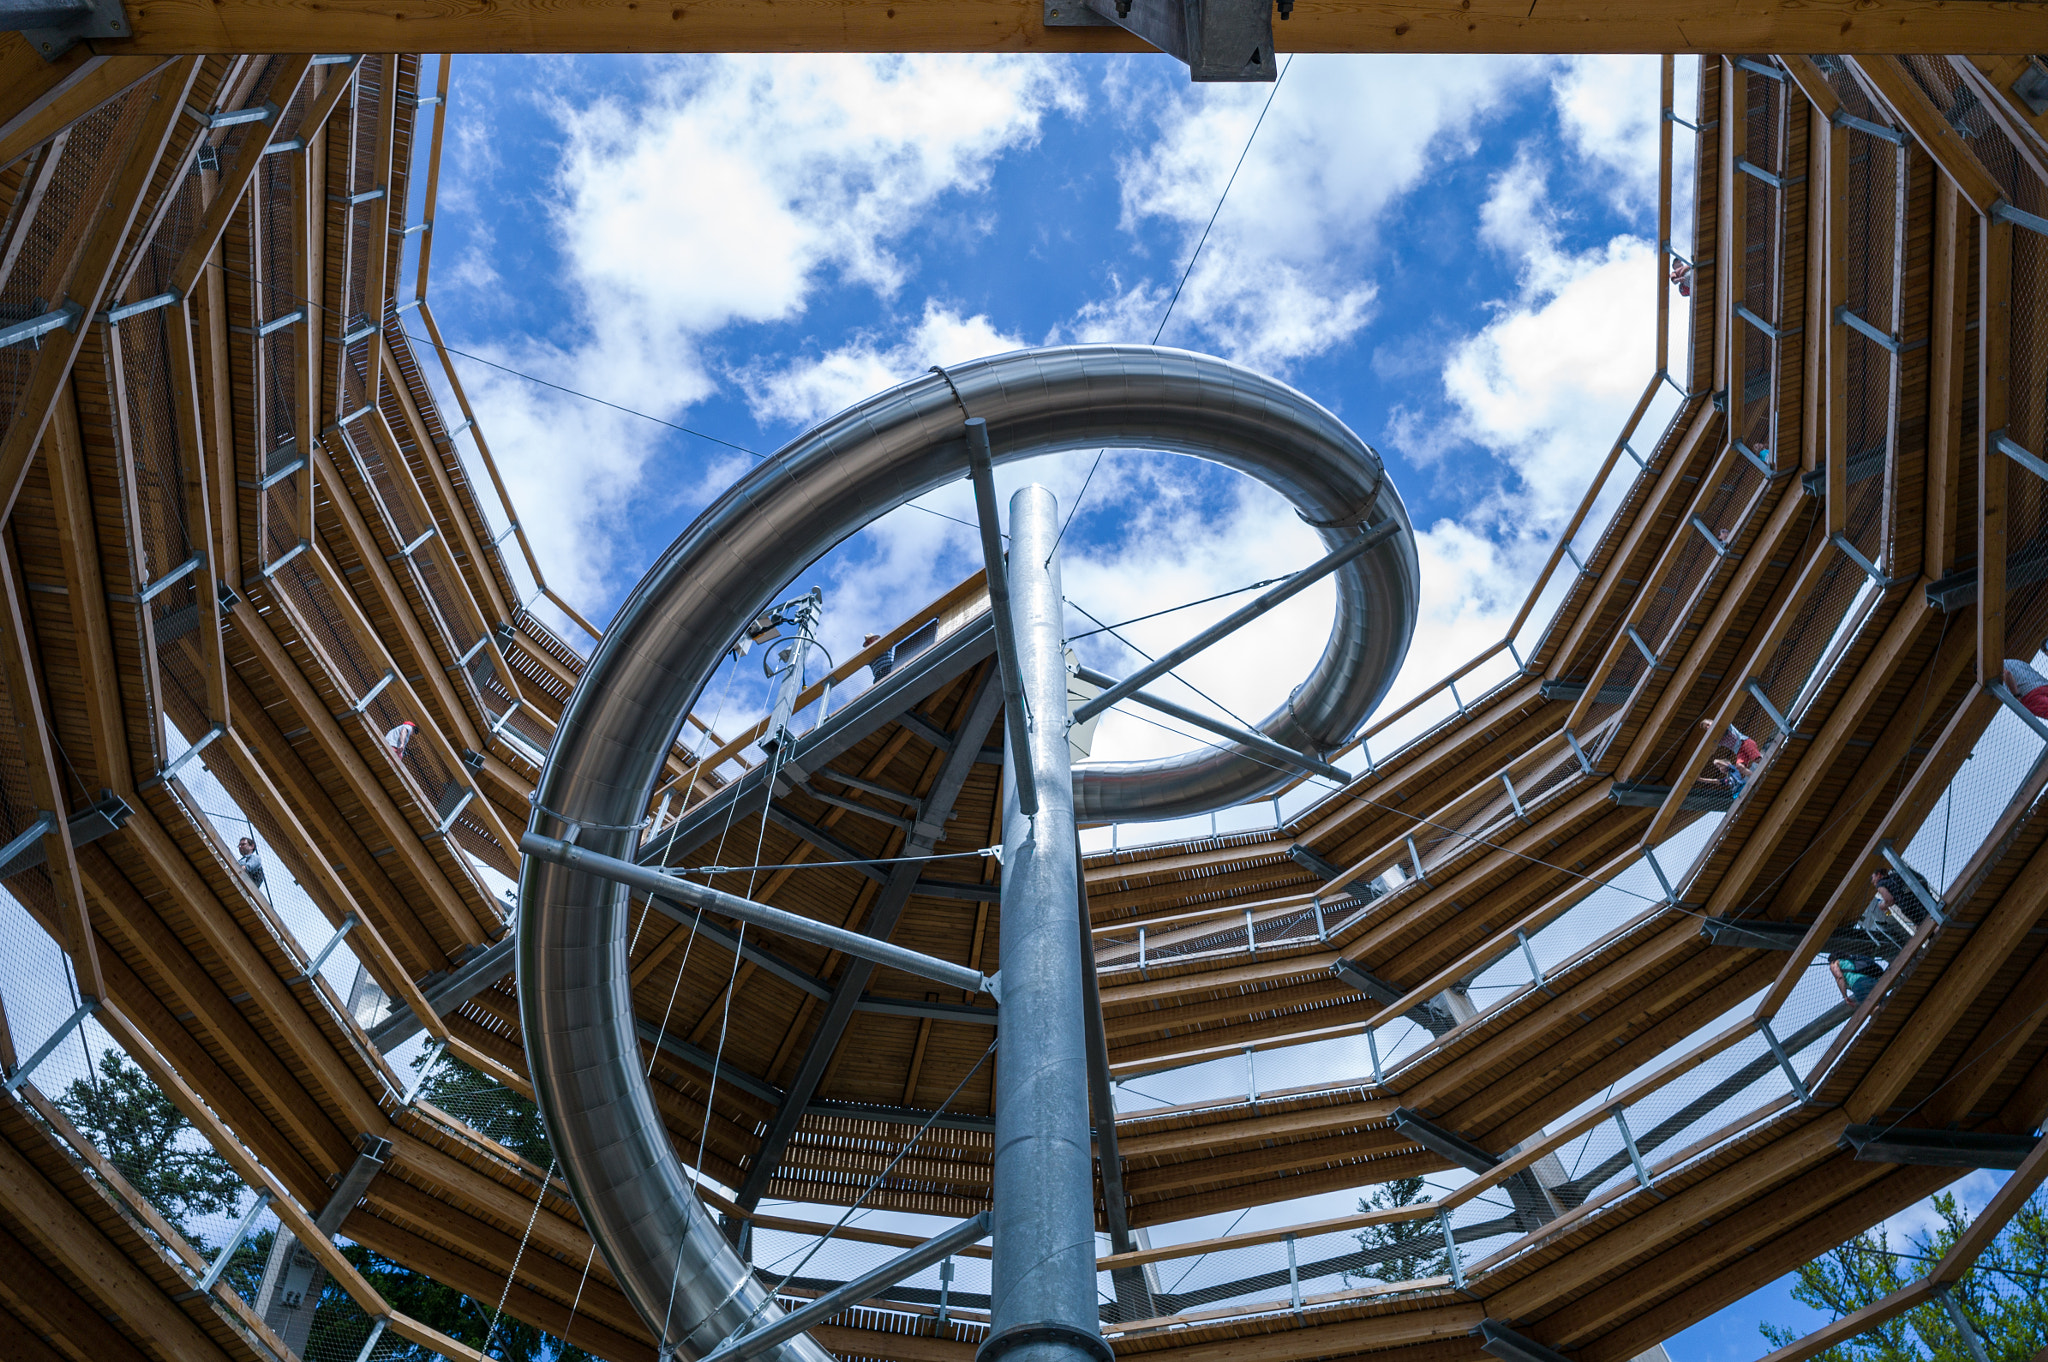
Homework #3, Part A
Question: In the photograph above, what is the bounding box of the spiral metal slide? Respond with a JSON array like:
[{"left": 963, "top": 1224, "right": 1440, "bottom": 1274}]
[{"left": 518, "top": 344, "right": 1421, "bottom": 1360}]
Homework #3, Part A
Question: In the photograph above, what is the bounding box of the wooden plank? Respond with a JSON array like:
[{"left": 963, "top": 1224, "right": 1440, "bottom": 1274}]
[
  {"left": 0, "top": 1114, "right": 234, "bottom": 1362},
  {"left": 0, "top": 59, "right": 200, "bottom": 527},
  {"left": 85, "top": 0, "right": 2048, "bottom": 56},
  {"left": 1981, "top": 216, "right": 2012, "bottom": 681},
  {"left": 0, "top": 52, "right": 173, "bottom": 173}
]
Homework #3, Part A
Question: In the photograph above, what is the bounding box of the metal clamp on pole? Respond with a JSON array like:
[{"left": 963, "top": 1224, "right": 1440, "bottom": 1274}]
[
  {"left": 1877, "top": 839, "right": 1945, "bottom": 924},
  {"left": 1758, "top": 1017, "right": 1810, "bottom": 1102},
  {"left": 964, "top": 418, "right": 1038, "bottom": 818}
]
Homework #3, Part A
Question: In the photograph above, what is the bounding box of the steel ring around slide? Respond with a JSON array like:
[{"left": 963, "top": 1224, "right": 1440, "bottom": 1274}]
[{"left": 519, "top": 343, "right": 1420, "bottom": 1359}]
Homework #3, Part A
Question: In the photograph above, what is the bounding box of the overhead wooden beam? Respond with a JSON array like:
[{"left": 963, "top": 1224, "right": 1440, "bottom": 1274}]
[
  {"left": 0, "top": 58, "right": 200, "bottom": 527},
  {"left": 70, "top": 0, "right": 2048, "bottom": 56},
  {"left": 0, "top": 48, "right": 174, "bottom": 172},
  {"left": 0, "top": 1112, "right": 235, "bottom": 1362}
]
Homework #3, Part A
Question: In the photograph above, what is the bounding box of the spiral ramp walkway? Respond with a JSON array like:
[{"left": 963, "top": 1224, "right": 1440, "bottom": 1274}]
[{"left": 0, "top": 37, "right": 2047, "bottom": 1362}]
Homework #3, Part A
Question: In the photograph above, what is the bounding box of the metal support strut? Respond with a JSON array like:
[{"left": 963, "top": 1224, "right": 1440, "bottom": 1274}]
[{"left": 985, "top": 484, "right": 1114, "bottom": 1362}]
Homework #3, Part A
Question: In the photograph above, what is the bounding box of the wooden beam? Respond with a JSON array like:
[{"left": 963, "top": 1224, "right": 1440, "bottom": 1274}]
[
  {"left": 92, "top": 999, "right": 393, "bottom": 1315},
  {"left": 0, "top": 51, "right": 174, "bottom": 173},
  {"left": 1925, "top": 173, "right": 1970, "bottom": 580},
  {"left": 78, "top": 0, "right": 2048, "bottom": 56},
  {"left": 0, "top": 59, "right": 199, "bottom": 527},
  {"left": 0, "top": 1114, "right": 234, "bottom": 1362},
  {"left": 1850, "top": 55, "right": 2004, "bottom": 214},
  {"left": 168, "top": 56, "right": 314, "bottom": 298},
  {"left": 0, "top": 1219, "right": 156, "bottom": 1362},
  {"left": 0, "top": 526, "right": 101, "bottom": 995},
  {"left": 1980, "top": 213, "right": 2013, "bottom": 683}
]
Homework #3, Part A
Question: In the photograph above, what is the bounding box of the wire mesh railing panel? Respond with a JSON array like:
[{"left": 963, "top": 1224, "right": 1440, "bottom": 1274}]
[{"left": 0, "top": 93, "right": 147, "bottom": 439}]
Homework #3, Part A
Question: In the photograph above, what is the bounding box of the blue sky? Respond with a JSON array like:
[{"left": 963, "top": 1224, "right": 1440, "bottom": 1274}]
[
  {"left": 407, "top": 50, "right": 1699, "bottom": 772},
  {"left": 388, "top": 50, "right": 2009, "bottom": 1361}
]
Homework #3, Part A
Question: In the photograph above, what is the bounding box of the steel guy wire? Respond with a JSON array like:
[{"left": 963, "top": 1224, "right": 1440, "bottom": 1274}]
[
  {"left": 1066, "top": 598, "right": 1260, "bottom": 732},
  {"left": 480, "top": 1154, "right": 558, "bottom": 1361},
  {"left": 1066, "top": 573, "right": 1292, "bottom": 642},
  {"left": 1045, "top": 53, "right": 1295, "bottom": 568}
]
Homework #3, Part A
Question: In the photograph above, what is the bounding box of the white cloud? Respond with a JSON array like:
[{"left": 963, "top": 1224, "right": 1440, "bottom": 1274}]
[
  {"left": 1551, "top": 56, "right": 1663, "bottom": 215},
  {"left": 1367, "top": 153, "right": 1678, "bottom": 727},
  {"left": 438, "top": 54, "right": 1081, "bottom": 609},
  {"left": 1089, "top": 54, "right": 1547, "bottom": 370},
  {"left": 741, "top": 302, "right": 1029, "bottom": 430}
]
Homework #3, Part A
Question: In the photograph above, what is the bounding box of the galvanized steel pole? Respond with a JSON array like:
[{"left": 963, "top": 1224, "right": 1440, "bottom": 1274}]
[{"left": 986, "top": 484, "right": 1110, "bottom": 1362}]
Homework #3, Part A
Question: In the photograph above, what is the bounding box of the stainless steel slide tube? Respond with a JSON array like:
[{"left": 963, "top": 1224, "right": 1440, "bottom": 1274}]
[
  {"left": 986, "top": 486, "right": 1108, "bottom": 1362},
  {"left": 519, "top": 345, "right": 1417, "bottom": 1362}
]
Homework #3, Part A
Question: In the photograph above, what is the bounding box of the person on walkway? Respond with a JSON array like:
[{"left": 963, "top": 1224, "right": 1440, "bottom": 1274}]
[
  {"left": 1702, "top": 718, "right": 1762, "bottom": 769},
  {"left": 237, "top": 836, "right": 266, "bottom": 890},
  {"left": 1828, "top": 951, "right": 1886, "bottom": 1003},
  {"left": 385, "top": 719, "right": 417, "bottom": 760},
  {"left": 1870, "top": 865, "right": 1930, "bottom": 940},
  {"left": 1671, "top": 259, "right": 1693, "bottom": 298},
  {"left": 2003, "top": 659, "right": 2048, "bottom": 718}
]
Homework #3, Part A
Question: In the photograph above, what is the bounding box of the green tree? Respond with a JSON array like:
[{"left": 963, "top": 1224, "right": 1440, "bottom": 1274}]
[
  {"left": 416, "top": 1057, "right": 553, "bottom": 1168},
  {"left": 299, "top": 1245, "right": 595, "bottom": 1362},
  {"left": 1758, "top": 1191, "right": 2048, "bottom": 1362},
  {"left": 56, "top": 1048, "right": 244, "bottom": 1237},
  {"left": 1347, "top": 1175, "right": 1449, "bottom": 1287}
]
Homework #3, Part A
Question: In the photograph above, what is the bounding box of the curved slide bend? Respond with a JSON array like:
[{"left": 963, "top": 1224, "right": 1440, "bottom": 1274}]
[{"left": 519, "top": 344, "right": 1420, "bottom": 1360}]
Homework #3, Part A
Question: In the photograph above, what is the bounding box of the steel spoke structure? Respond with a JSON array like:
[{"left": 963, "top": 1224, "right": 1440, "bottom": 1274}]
[{"left": 1, "top": 35, "right": 2047, "bottom": 1362}]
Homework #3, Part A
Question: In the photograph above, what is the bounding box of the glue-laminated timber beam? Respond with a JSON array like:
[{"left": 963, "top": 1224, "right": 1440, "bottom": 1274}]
[
  {"left": 226, "top": 573, "right": 493, "bottom": 949},
  {"left": 211, "top": 723, "right": 445, "bottom": 1027},
  {"left": 1925, "top": 174, "right": 1972, "bottom": 582},
  {"left": 0, "top": 45, "right": 176, "bottom": 171},
  {"left": 0, "top": 60, "right": 198, "bottom": 527},
  {"left": 1848, "top": 837, "right": 2048, "bottom": 1118},
  {"left": 69, "top": 844, "right": 358, "bottom": 1173},
  {"left": 0, "top": 1219, "right": 158, "bottom": 1362},
  {"left": 69, "top": 0, "right": 2048, "bottom": 56},
  {"left": 361, "top": 1177, "right": 640, "bottom": 1334},
  {"left": 1616, "top": 457, "right": 1827, "bottom": 805},
  {"left": 342, "top": 1211, "right": 647, "bottom": 1362},
  {"left": 375, "top": 343, "right": 521, "bottom": 650},
  {"left": 1539, "top": 399, "right": 1726, "bottom": 691},
  {"left": 0, "top": 1111, "right": 237, "bottom": 1362},
  {"left": 298, "top": 510, "right": 517, "bottom": 855},
  {"left": 1554, "top": 1151, "right": 1946, "bottom": 1358},
  {"left": 215, "top": 648, "right": 449, "bottom": 972},
  {"left": 1754, "top": 683, "right": 1997, "bottom": 1020},
  {"left": 168, "top": 57, "right": 314, "bottom": 299},
  {"left": 1699, "top": 598, "right": 1966, "bottom": 922},
  {"left": 118, "top": 793, "right": 393, "bottom": 1121},
  {"left": 0, "top": 515, "right": 101, "bottom": 996}
]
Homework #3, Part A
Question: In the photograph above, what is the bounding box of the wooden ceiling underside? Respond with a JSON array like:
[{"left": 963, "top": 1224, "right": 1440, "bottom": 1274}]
[{"left": 1, "top": 38, "right": 2047, "bottom": 1362}]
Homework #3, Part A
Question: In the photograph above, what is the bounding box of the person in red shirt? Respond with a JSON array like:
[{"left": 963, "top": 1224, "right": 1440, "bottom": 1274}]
[
  {"left": 2004, "top": 659, "right": 2048, "bottom": 719},
  {"left": 1701, "top": 718, "right": 1761, "bottom": 768}
]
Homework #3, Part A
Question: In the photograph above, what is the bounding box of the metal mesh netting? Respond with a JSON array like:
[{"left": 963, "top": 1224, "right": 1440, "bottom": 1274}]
[{"left": 0, "top": 90, "right": 150, "bottom": 445}]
